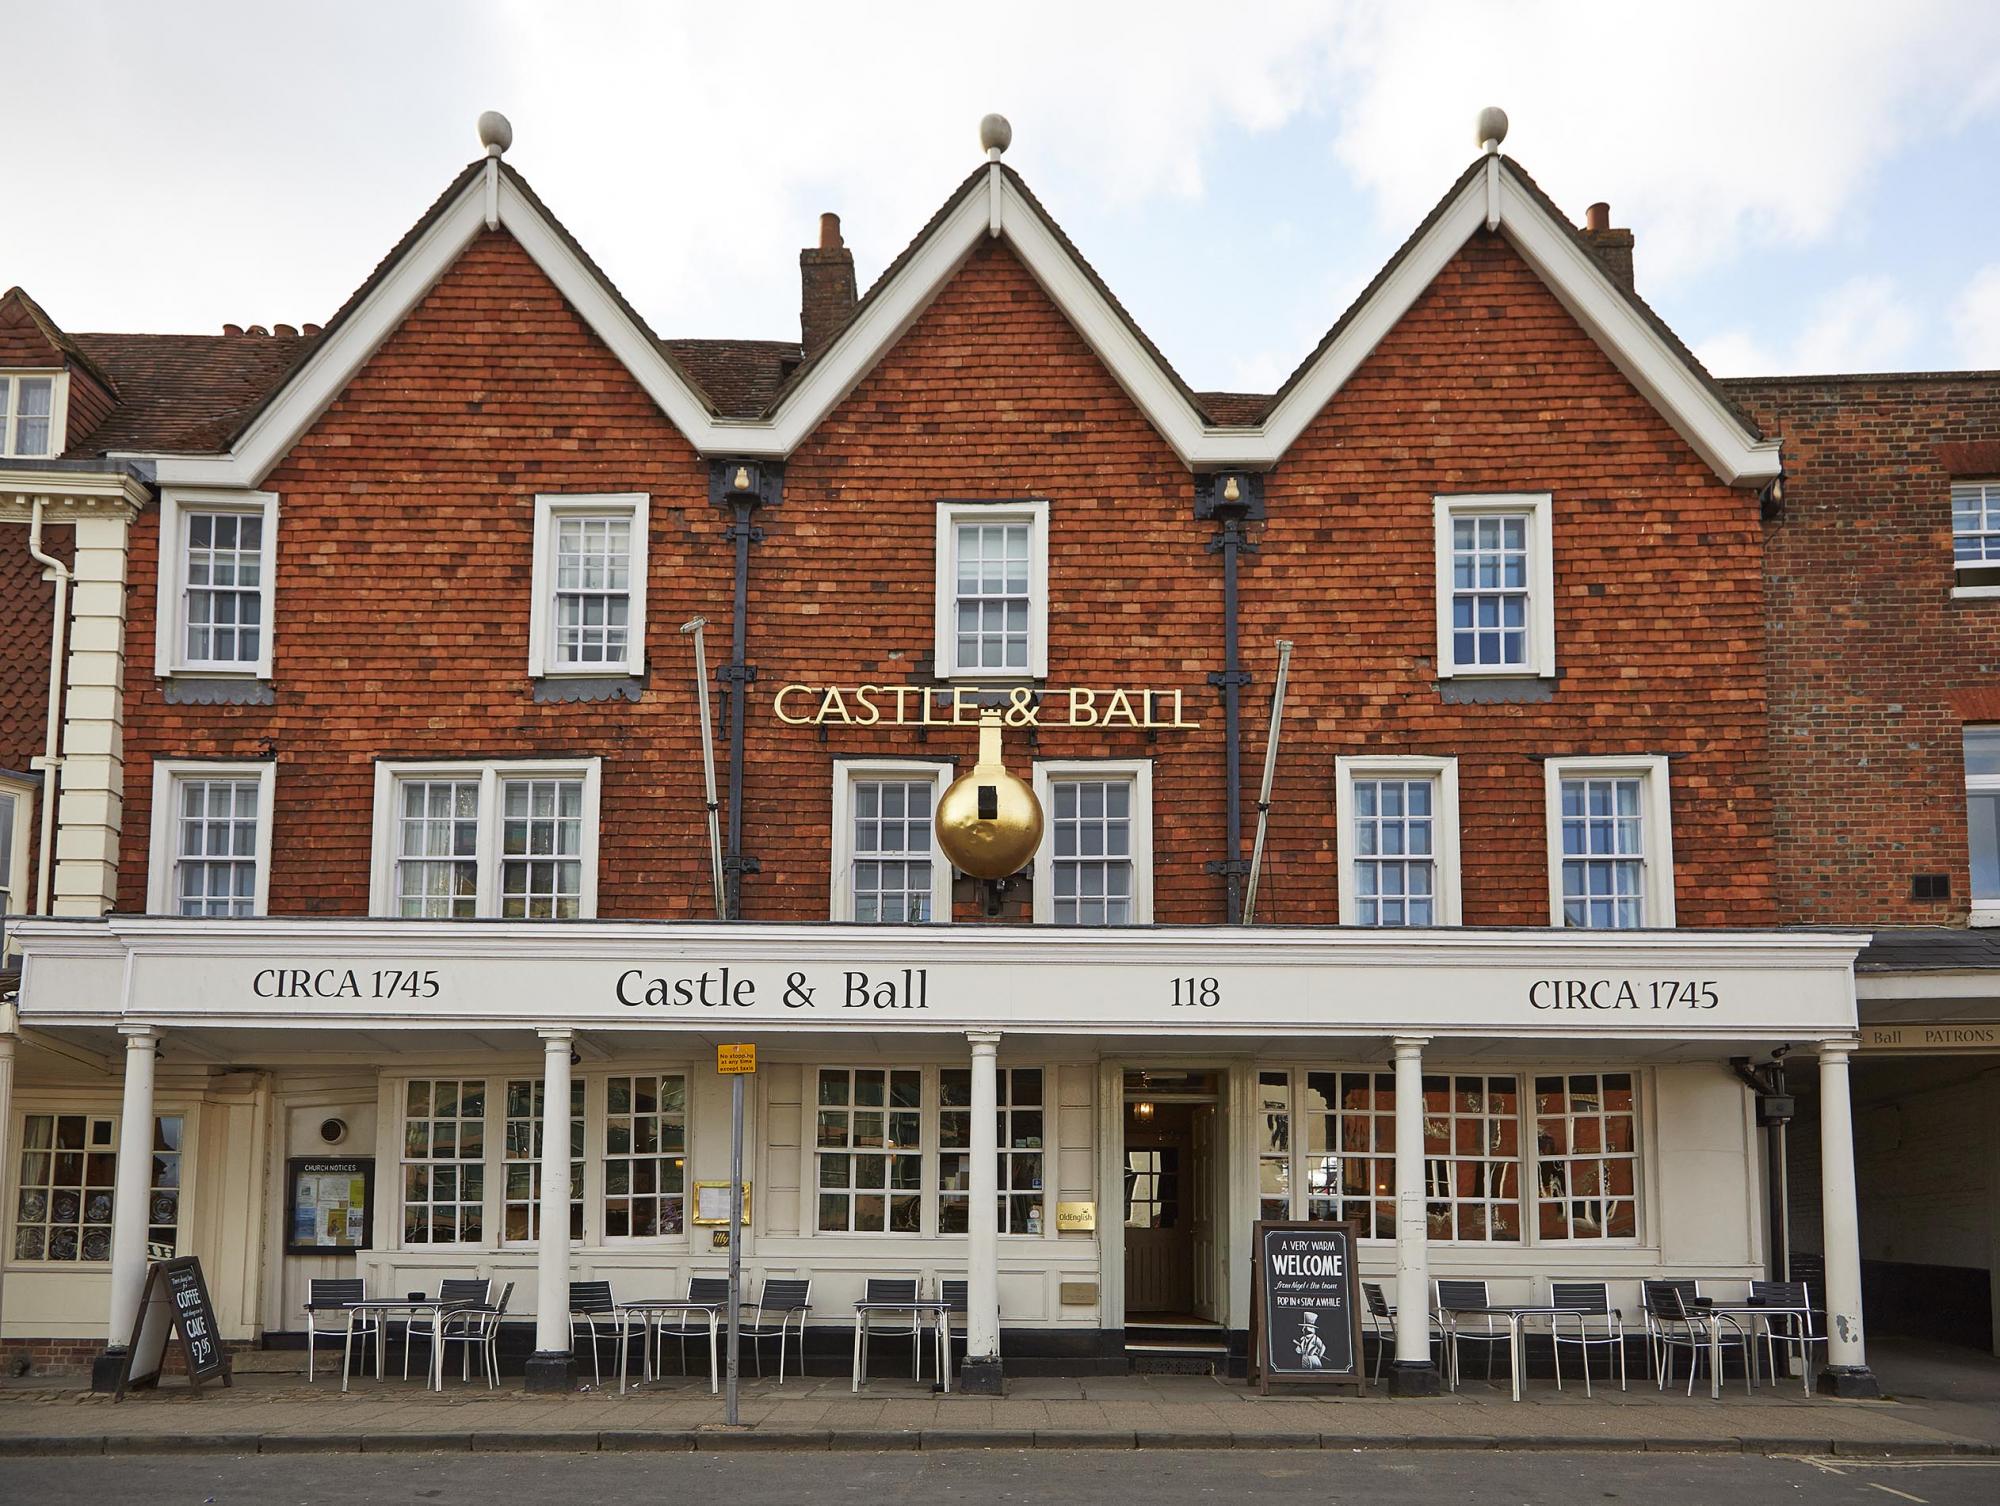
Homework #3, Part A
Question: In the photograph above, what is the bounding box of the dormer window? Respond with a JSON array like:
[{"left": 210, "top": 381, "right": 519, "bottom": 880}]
[{"left": 0, "top": 374, "right": 58, "bottom": 458}]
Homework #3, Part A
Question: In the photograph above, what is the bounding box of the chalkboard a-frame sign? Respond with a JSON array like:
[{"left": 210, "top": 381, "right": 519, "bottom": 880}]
[
  {"left": 1249, "top": 1220, "right": 1366, "bottom": 1394},
  {"left": 114, "top": 1256, "right": 232, "bottom": 1399}
]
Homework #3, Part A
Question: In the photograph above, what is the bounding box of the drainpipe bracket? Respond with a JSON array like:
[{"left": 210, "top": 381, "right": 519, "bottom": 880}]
[
  {"left": 1192, "top": 470, "right": 1267, "bottom": 521},
  {"left": 1207, "top": 670, "right": 1253, "bottom": 691},
  {"left": 1204, "top": 859, "right": 1251, "bottom": 878},
  {"left": 723, "top": 855, "right": 761, "bottom": 877},
  {"left": 715, "top": 663, "right": 759, "bottom": 685}
]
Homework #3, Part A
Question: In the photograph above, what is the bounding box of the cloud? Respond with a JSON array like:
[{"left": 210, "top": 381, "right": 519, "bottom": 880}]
[
  {"left": 1954, "top": 265, "right": 2000, "bottom": 368},
  {"left": 1697, "top": 276, "right": 1921, "bottom": 376}
]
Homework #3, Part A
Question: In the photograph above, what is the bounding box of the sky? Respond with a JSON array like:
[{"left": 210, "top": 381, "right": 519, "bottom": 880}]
[{"left": 6, "top": 1, "right": 2000, "bottom": 392}]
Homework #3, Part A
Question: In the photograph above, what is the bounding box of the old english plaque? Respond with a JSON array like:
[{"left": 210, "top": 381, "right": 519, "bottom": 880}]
[
  {"left": 1055, "top": 1200, "right": 1096, "bottom": 1232},
  {"left": 1250, "top": 1220, "right": 1365, "bottom": 1394}
]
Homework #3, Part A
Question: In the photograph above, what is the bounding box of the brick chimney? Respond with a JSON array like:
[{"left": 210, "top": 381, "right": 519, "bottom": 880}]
[
  {"left": 1581, "top": 202, "right": 1636, "bottom": 290},
  {"left": 800, "top": 211, "right": 857, "bottom": 360}
]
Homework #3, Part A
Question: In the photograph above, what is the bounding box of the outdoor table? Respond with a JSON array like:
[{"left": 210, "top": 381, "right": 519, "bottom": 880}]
[
  {"left": 339, "top": 1298, "right": 476, "bottom": 1393},
  {"left": 1435, "top": 1302, "right": 1594, "bottom": 1402},
  {"left": 1695, "top": 1300, "right": 1813, "bottom": 1399},
  {"left": 850, "top": 1296, "right": 952, "bottom": 1394},
  {"left": 614, "top": 1299, "right": 722, "bottom": 1395}
]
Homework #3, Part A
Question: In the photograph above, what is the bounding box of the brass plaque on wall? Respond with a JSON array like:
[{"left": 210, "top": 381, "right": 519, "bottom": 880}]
[
  {"left": 1059, "top": 1282, "right": 1099, "bottom": 1306},
  {"left": 1056, "top": 1200, "right": 1097, "bottom": 1232}
]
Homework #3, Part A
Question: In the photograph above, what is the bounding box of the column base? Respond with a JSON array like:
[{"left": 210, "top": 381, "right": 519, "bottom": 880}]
[
  {"left": 90, "top": 1348, "right": 131, "bottom": 1394},
  {"left": 1816, "top": 1364, "right": 1881, "bottom": 1399},
  {"left": 957, "top": 1355, "right": 1004, "bottom": 1394},
  {"left": 1387, "top": 1359, "right": 1442, "bottom": 1396},
  {"left": 523, "top": 1351, "right": 577, "bottom": 1393}
]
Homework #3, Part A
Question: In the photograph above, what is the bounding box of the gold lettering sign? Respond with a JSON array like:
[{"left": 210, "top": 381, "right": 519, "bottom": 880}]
[
  {"left": 1056, "top": 1200, "right": 1097, "bottom": 1232},
  {"left": 772, "top": 684, "right": 1200, "bottom": 730}
]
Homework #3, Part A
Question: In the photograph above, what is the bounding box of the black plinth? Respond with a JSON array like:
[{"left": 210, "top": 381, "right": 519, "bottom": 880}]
[
  {"left": 957, "top": 1355, "right": 1004, "bottom": 1394},
  {"left": 1817, "top": 1364, "right": 1881, "bottom": 1398},
  {"left": 90, "top": 1348, "right": 129, "bottom": 1394},
  {"left": 1387, "top": 1358, "right": 1442, "bottom": 1396},
  {"left": 524, "top": 1350, "right": 577, "bottom": 1392}
]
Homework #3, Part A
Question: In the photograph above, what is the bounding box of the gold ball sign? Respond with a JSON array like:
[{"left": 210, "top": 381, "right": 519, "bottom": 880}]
[{"left": 935, "top": 710, "right": 1044, "bottom": 879}]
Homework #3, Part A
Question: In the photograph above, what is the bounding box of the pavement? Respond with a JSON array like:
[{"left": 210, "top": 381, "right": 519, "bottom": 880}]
[{"left": 0, "top": 1338, "right": 1993, "bottom": 1458}]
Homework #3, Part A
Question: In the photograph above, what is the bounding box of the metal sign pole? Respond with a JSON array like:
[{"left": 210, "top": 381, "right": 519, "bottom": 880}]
[{"left": 726, "top": 1072, "right": 744, "bottom": 1426}]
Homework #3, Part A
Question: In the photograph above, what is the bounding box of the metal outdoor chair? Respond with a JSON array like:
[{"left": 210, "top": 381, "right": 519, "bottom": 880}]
[
  {"left": 1548, "top": 1279, "right": 1627, "bottom": 1391},
  {"left": 1749, "top": 1279, "right": 1825, "bottom": 1395},
  {"left": 304, "top": 1277, "right": 374, "bottom": 1382},
  {"left": 1435, "top": 1278, "right": 1512, "bottom": 1390},
  {"left": 1643, "top": 1283, "right": 1750, "bottom": 1397},
  {"left": 853, "top": 1276, "right": 929, "bottom": 1384},
  {"left": 440, "top": 1280, "right": 512, "bottom": 1388},
  {"left": 657, "top": 1275, "right": 731, "bottom": 1378},
  {"left": 938, "top": 1278, "right": 969, "bottom": 1379},
  {"left": 1640, "top": 1278, "right": 1700, "bottom": 1380},
  {"left": 569, "top": 1279, "right": 641, "bottom": 1388},
  {"left": 403, "top": 1278, "right": 493, "bottom": 1379},
  {"left": 739, "top": 1278, "right": 813, "bottom": 1382},
  {"left": 1361, "top": 1281, "right": 1397, "bottom": 1384}
]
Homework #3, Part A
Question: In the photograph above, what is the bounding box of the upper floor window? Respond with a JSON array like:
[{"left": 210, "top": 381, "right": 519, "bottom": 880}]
[
  {"left": 1031, "top": 759, "right": 1153, "bottom": 925},
  {"left": 0, "top": 774, "right": 31, "bottom": 919},
  {"left": 1965, "top": 727, "right": 2000, "bottom": 923},
  {"left": 155, "top": 490, "right": 279, "bottom": 679},
  {"left": 829, "top": 760, "right": 951, "bottom": 923},
  {"left": 1952, "top": 482, "right": 2000, "bottom": 596},
  {"left": 935, "top": 500, "right": 1049, "bottom": 680},
  {"left": 1433, "top": 493, "right": 1555, "bottom": 678},
  {"left": 146, "top": 761, "right": 275, "bottom": 917},
  {"left": 369, "top": 759, "right": 601, "bottom": 919},
  {"left": 1544, "top": 755, "right": 1675, "bottom": 928},
  {"left": 528, "top": 494, "right": 650, "bottom": 678},
  {"left": 0, "top": 373, "right": 59, "bottom": 458},
  {"left": 1335, "top": 756, "right": 1462, "bottom": 926}
]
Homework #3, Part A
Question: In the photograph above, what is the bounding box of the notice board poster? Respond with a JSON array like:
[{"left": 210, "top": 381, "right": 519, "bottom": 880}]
[
  {"left": 285, "top": 1158, "right": 374, "bottom": 1255},
  {"left": 1249, "top": 1220, "right": 1365, "bottom": 1393}
]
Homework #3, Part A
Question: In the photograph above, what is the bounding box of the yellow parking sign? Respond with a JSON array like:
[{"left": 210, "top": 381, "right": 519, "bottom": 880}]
[{"left": 717, "top": 1043, "right": 756, "bottom": 1075}]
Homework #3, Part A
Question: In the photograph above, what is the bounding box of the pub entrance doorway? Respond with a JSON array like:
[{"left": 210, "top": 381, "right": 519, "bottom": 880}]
[{"left": 1122, "top": 1069, "right": 1226, "bottom": 1358}]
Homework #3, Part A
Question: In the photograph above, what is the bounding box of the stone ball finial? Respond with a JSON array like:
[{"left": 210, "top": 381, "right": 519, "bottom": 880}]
[
  {"left": 1476, "top": 105, "right": 1509, "bottom": 151},
  {"left": 478, "top": 110, "right": 513, "bottom": 157},
  {"left": 979, "top": 113, "right": 1013, "bottom": 157}
]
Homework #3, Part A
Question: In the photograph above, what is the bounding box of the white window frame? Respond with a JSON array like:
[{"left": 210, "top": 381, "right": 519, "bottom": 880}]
[
  {"left": 0, "top": 772, "right": 34, "bottom": 920},
  {"left": 1964, "top": 727, "right": 2000, "bottom": 925},
  {"left": 1433, "top": 492, "right": 1556, "bottom": 679},
  {"left": 934, "top": 499, "right": 1050, "bottom": 681},
  {"left": 368, "top": 758, "right": 602, "bottom": 918},
  {"left": 811, "top": 1065, "right": 927, "bottom": 1236},
  {"left": 1334, "top": 755, "right": 1462, "bottom": 926},
  {"left": 0, "top": 370, "right": 68, "bottom": 458},
  {"left": 527, "top": 493, "right": 650, "bottom": 678},
  {"left": 154, "top": 488, "right": 279, "bottom": 679},
  {"left": 1030, "top": 758, "right": 1154, "bottom": 925},
  {"left": 1951, "top": 480, "right": 2000, "bottom": 599},
  {"left": 829, "top": 758, "right": 953, "bottom": 923},
  {"left": 938, "top": 1063, "right": 1051, "bottom": 1237},
  {"left": 146, "top": 759, "right": 277, "bottom": 916},
  {"left": 1543, "top": 754, "right": 1675, "bottom": 928}
]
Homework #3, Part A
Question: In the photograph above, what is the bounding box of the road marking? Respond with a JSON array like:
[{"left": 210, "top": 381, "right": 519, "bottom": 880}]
[{"left": 1866, "top": 1484, "right": 1926, "bottom": 1503}]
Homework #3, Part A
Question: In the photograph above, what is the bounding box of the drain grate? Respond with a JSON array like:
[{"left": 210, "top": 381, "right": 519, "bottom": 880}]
[{"left": 1130, "top": 1353, "right": 1217, "bottom": 1376}]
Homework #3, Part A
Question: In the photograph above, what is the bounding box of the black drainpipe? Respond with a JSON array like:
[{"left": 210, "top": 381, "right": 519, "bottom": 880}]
[
  {"left": 709, "top": 459, "right": 781, "bottom": 919},
  {"left": 1197, "top": 471, "right": 1264, "bottom": 922}
]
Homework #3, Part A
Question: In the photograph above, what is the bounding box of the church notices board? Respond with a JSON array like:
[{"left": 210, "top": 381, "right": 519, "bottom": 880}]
[
  {"left": 115, "top": 1256, "right": 231, "bottom": 1398},
  {"left": 285, "top": 1158, "right": 374, "bottom": 1255},
  {"left": 1249, "top": 1220, "right": 1365, "bottom": 1393}
]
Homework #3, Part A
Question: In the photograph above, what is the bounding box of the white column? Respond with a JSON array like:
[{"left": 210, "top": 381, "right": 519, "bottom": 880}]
[
  {"left": 1817, "top": 1039, "right": 1877, "bottom": 1393},
  {"left": 966, "top": 1031, "right": 1002, "bottom": 1376},
  {"left": 53, "top": 509, "right": 134, "bottom": 917},
  {"left": 0, "top": 1034, "right": 14, "bottom": 1334},
  {"left": 105, "top": 1026, "right": 158, "bottom": 1350},
  {"left": 1391, "top": 1036, "right": 1439, "bottom": 1390},
  {"left": 532, "top": 1029, "right": 573, "bottom": 1364}
]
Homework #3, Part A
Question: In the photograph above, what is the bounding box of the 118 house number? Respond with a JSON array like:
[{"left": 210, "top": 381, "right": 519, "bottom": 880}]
[{"left": 1172, "top": 977, "right": 1222, "bottom": 1007}]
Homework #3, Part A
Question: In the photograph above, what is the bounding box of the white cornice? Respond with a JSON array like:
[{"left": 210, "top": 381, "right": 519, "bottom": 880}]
[
  {"left": 119, "top": 158, "right": 1779, "bottom": 490},
  {"left": 0, "top": 470, "right": 150, "bottom": 521}
]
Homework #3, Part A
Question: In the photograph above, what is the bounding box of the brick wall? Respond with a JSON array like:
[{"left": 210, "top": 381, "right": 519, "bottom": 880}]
[
  {"left": 1727, "top": 374, "right": 2000, "bottom": 924},
  {"left": 0, "top": 528, "right": 66, "bottom": 778},
  {"left": 121, "top": 224, "right": 1774, "bottom": 926}
]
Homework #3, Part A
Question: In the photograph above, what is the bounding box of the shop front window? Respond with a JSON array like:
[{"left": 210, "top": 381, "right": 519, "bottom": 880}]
[
  {"left": 939, "top": 1066, "right": 1045, "bottom": 1234},
  {"left": 815, "top": 1068, "right": 922, "bottom": 1233},
  {"left": 603, "top": 1074, "right": 687, "bottom": 1238},
  {"left": 1534, "top": 1073, "right": 1638, "bottom": 1240},
  {"left": 402, "top": 1079, "right": 486, "bottom": 1244},
  {"left": 504, "top": 1077, "right": 584, "bottom": 1243}
]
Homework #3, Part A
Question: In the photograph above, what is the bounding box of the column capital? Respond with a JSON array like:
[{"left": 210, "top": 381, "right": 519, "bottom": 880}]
[
  {"left": 1390, "top": 1035, "right": 1430, "bottom": 1056},
  {"left": 966, "top": 1030, "right": 1002, "bottom": 1049},
  {"left": 537, "top": 1027, "right": 574, "bottom": 1046},
  {"left": 1817, "top": 1037, "right": 1860, "bottom": 1061},
  {"left": 116, "top": 1024, "right": 158, "bottom": 1045}
]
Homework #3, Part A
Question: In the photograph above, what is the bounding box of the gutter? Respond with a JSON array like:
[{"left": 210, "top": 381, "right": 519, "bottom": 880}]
[
  {"left": 709, "top": 461, "right": 781, "bottom": 919},
  {"left": 1197, "top": 472, "right": 1264, "bottom": 921}
]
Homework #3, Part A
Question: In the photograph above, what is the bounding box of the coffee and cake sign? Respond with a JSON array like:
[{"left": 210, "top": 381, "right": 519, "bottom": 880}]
[{"left": 772, "top": 683, "right": 1201, "bottom": 729}]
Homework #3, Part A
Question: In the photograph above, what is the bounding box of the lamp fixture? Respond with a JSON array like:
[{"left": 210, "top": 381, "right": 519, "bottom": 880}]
[{"left": 1134, "top": 1100, "right": 1156, "bottom": 1121}]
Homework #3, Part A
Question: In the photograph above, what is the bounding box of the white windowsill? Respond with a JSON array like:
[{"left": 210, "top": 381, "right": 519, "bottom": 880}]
[
  {"left": 1951, "top": 584, "right": 2000, "bottom": 600},
  {"left": 1969, "top": 905, "right": 2000, "bottom": 928}
]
